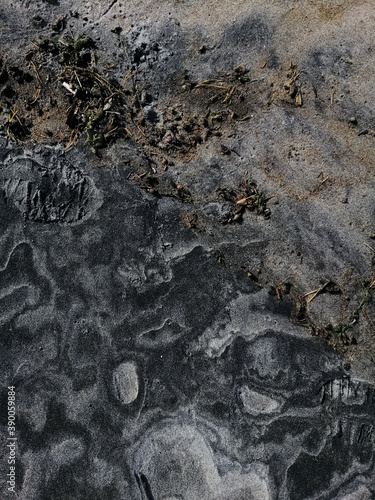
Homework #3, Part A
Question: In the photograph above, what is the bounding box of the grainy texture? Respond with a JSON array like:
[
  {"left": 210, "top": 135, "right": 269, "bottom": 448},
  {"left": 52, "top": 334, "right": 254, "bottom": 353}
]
[{"left": 0, "top": 1, "right": 375, "bottom": 499}]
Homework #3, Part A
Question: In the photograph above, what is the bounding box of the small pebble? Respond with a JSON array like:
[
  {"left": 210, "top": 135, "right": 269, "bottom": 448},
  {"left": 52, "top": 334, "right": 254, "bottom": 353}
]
[{"left": 113, "top": 361, "right": 139, "bottom": 404}]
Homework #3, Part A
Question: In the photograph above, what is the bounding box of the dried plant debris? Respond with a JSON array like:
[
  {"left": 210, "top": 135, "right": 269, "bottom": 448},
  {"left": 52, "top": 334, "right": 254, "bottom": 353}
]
[
  {"left": 129, "top": 172, "right": 160, "bottom": 195},
  {"left": 311, "top": 172, "right": 331, "bottom": 194},
  {"left": 129, "top": 172, "right": 192, "bottom": 202},
  {"left": 1, "top": 40, "right": 252, "bottom": 160},
  {"left": 268, "top": 61, "right": 304, "bottom": 107},
  {"left": 216, "top": 171, "right": 271, "bottom": 223},
  {"left": 192, "top": 65, "right": 265, "bottom": 123},
  {"left": 179, "top": 212, "right": 205, "bottom": 231},
  {"left": 0, "top": 42, "right": 268, "bottom": 166},
  {"left": 303, "top": 281, "right": 342, "bottom": 304},
  {"left": 60, "top": 65, "right": 130, "bottom": 150},
  {"left": 290, "top": 278, "right": 375, "bottom": 357},
  {"left": 309, "top": 323, "right": 358, "bottom": 355},
  {"left": 0, "top": 35, "right": 134, "bottom": 149}
]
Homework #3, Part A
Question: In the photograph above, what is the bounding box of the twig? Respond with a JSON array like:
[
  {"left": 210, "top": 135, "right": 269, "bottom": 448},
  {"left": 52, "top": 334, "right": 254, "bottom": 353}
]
[
  {"left": 123, "top": 69, "right": 136, "bottom": 84},
  {"left": 135, "top": 124, "right": 145, "bottom": 137}
]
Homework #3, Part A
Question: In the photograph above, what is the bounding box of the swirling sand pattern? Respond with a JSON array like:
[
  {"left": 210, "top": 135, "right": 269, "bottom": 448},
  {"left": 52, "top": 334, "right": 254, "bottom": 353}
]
[{"left": 0, "top": 148, "right": 373, "bottom": 499}]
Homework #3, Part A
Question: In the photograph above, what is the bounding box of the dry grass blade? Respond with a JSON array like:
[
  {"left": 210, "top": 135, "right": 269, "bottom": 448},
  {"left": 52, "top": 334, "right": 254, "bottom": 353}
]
[
  {"left": 223, "top": 85, "right": 235, "bottom": 103},
  {"left": 31, "top": 60, "right": 42, "bottom": 87},
  {"left": 30, "top": 88, "right": 41, "bottom": 105},
  {"left": 65, "top": 129, "right": 80, "bottom": 151},
  {"left": 312, "top": 175, "right": 329, "bottom": 194},
  {"left": 364, "top": 243, "right": 375, "bottom": 253},
  {"left": 303, "top": 287, "right": 321, "bottom": 303},
  {"left": 303, "top": 281, "right": 331, "bottom": 303},
  {"left": 287, "top": 71, "right": 301, "bottom": 88},
  {"left": 104, "top": 126, "right": 118, "bottom": 138},
  {"left": 123, "top": 69, "right": 136, "bottom": 84},
  {"left": 8, "top": 107, "right": 19, "bottom": 123},
  {"left": 74, "top": 70, "right": 83, "bottom": 88},
  {"left": 195, "top": 79, "right": 228, "bottom": 90}
]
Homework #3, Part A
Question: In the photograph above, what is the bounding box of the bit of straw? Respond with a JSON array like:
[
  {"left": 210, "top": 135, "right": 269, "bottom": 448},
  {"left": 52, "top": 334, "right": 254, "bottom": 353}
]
[
  {"left": 31, "top": 60, "right": 42, "bottom": 86},
  {"left": 30, "top": 88, "right": 41, "bottom": 105},
  {"left": 330, "top": 88, "right": 335, "bottom": 107},
  {"left": 65, "top": 130, "right": 79, "bottom": 151},
  {"left": 364, "top": 243, "right": 375, "bottom": 253}
]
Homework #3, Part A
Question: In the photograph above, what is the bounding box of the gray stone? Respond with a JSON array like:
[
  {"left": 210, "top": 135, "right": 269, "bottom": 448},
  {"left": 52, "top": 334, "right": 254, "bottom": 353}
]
[{"left": 113, "top": 361, "right": 139, "bottom": 404}]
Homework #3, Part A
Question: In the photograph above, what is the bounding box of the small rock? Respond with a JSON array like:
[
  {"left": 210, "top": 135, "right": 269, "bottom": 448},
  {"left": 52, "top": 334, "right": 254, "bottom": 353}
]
[
  {"left": 113, "top": 361, "right": 139, "bottom": 404},
  {"left": 240, "top": 386, "right": 281, "bottom": 414}
]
